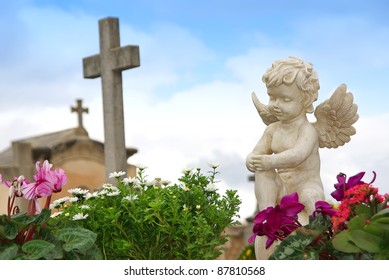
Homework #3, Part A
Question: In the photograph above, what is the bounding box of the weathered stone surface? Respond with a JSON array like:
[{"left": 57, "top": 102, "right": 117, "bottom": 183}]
[{"left": 83, "top": 17, "right": 140, "bottom": 178}]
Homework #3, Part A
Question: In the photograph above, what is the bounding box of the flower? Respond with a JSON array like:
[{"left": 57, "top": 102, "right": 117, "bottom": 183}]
[
  {"left": 196, "top": 205, "right": 201, "bottom": 210},
  {"left": 205, "top": 183, "right": 217, "bottom": 192},
  {"left": 50, "top": 211, "right": 63, "bottom": 218},
  {"left": 182, "top": 168, "right": 193, "bottom": 174},
  {"left": 72, "top": 213, "right": 89, "bottom": 220},
  {"left": 108, "top": 171, "right": 126, "bottom": 179},
  {"left": 68, "top": 188, "right": 89, "bottom": 196},
  {"left": 313, "top": 200, "right": 337, "bottom": 218},
  {"left": 183, "top": 204, "right": 189, "bottom": 211},
  {"left": 208, "top": 162, "right": 220, "bottom": 169},
  {"left": 122, "top": 177, "right": 137, "bottom": 184},
  {"left": 106, "top": 190, "right": 120, "bottom": 196},
  {"left": 21, "top": 160, "right": 67, "bottom": 200},
  {"left": 248, "top": 192, "right": 304, "bottom": 248},
  {"left": 123, "top": 194, "right": 138, "bottom": 201},
  {"left": 331, "top": 171, "right": 376, "bottom": 201},
  {"left": 268, "top": 171, "right": 389, "bottom": 260},
  {"left": 135, "top": 164, "right": 147, "bottom": 171}
]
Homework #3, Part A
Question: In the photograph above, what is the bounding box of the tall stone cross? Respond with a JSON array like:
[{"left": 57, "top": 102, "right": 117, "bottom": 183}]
[
  {"left": 82, "top": 17, "right": 140, "bottom": 178},
  {"left": 71, "top": 99, "right": 88, "bottom": 128}
]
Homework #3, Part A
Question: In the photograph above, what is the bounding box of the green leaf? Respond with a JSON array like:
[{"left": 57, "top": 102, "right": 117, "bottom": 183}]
[
  {"left": 373, "top": 217, "right": 389, "bottom": 224},
  {"left": 38, "top": 229, "right": 64, "bottom": 259},
  {"left": 269, "top": 235, "right": 313, "bottom": 260},
  {"left": 373, "top": 221, "right": 389, "bottom": 231},
  {"left": 364, "top": 223, "right": 386, "bottom": 237},
  {"left": 34, "top": 208, "right": 51, "bottom": 225},
  {"left": 349, "top": 230, "right": 383, "bottom": 253},
  {"left": 332, "top": 231, "right": 361, "bottom": 253},
  {"left": 81, "top": 244, "right": 103, "bottom": 260},
  {"left": 372, "top": 208, "right": 389, "bottom": 221},
  {"left": 0, "top": 243, "right": 19, "bottom": 260},
  {"left": 11, "top": 212, "right": 36, "bottom": 225},
  {"left": 3, "top": 220, "right": 18, "bottom": 239},
  {"left": 22, "top": 240, "right": 55, "bottom": 260},
  {"left": 356, "top": 204, "right": 371, "bottom": 216},
  {"left": 307, "top": 213, "right": 332, "bottom": 231},
  {"left": 56, "top": 227, "right": 97, "bottom": 253},
  {"left": 348, "top": 214, "right": 369, "bottom": 230}
]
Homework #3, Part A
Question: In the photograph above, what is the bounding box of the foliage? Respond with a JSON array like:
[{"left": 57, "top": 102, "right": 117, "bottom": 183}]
[
  {"left": 237, "top": 244, "right": 256, "bottom": 260},
  {"left": 53, "top": 164, "right": 241, "bottom": 260},
  {"left": 249, "top": 171, "right": 389, "bottom": 260},
  {"left": 0, "top": 161, "right": 101, "bottom": 260}
]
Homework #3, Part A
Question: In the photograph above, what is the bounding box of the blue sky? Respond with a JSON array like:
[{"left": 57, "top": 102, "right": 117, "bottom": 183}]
[{"left": 1, "top": 0, "right": 389, "bottom": 220}]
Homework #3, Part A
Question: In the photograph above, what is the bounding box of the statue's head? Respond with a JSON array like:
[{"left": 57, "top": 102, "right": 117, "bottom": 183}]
[{"left": 262, "top": 57, "right": 319, "bottom": 114}]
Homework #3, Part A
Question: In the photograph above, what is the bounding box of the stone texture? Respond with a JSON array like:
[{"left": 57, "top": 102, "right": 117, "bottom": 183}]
[{"left": 83, "top": 17, "right": 140, "bottom": 178}]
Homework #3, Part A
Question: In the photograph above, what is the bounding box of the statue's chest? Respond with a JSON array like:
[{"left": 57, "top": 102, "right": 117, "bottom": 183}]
[{"left": 271, "top": 128, "right": 299, "bottom": 153}]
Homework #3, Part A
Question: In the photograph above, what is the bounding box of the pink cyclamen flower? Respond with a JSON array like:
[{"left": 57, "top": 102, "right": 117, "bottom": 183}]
[{"left": 21, "top": 160, "right": 67, "bottom": 200}]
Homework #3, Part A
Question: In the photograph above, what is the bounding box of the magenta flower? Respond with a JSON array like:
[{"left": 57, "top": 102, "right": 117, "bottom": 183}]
[
  {"left": 21, "top": 160, "right": 67, "bottom": 200},
  {"left": 312, "top": 201, "right": 337, "bottom": 218},
  {"left": 3, "top": 176, "right": 29, "bottom": 197},
  {"left": 249, "top": 192, "right": 304, "bottom": 248},
  {"left": 331, "top": 171, "right": 376, "bottom": 201}
]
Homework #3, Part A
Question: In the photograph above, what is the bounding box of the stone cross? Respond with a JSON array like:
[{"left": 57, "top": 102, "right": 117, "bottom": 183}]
[
  {"left": 71, "top": 99, "right": 88, "bottom": 128},
  {"left": 82, "top": 17, "right": 140, "bottom": 178}
]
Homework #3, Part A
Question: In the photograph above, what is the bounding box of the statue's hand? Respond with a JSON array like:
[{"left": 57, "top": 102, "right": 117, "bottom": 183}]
[
  {"left": 248, "top": 154, "right": 273, "bottom": 171},
  {"left": 246, "top": 153, "right": 256, "bottom": 172}
]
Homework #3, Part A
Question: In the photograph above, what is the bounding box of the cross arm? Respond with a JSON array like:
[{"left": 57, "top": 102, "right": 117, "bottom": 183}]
[
  {"left": 111, "top": 45, "right": 140, "bottom": 71},
  {"left": 83, "top": 54, "right": 101, "bottom": 79}
]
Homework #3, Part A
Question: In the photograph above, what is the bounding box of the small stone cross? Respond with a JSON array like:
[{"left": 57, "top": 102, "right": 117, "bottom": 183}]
[
  {"left": 82, "top": 17, "right": 140, "bottom": 178},
  {"left": 71, "top": 99, "right": 88, "bottom": 128}
]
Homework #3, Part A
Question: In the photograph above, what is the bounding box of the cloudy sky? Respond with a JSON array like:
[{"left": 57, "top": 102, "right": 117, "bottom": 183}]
[{"left": 1, "top": 0, "right": 389, "bottom": 220}]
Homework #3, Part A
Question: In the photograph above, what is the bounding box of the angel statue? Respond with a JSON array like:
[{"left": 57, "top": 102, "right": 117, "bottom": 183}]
[{"left": 246, "top": 56, "right": 359, "bottom": 259}]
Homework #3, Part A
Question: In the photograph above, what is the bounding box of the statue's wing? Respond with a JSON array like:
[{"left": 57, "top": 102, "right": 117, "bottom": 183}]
[
  {"left": 251, "top": 92, "right": 278, "bottom": 126},
  {"left": 312, "top": 84, "right": 359, "bottom": 148}
]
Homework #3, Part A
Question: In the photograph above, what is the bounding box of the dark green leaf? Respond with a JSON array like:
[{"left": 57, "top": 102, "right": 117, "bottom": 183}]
[
  {"left": 0, "top": 243, "right": 19, "bottom": 260},
  {"left": 11, "top": 212, "right": 36, "bottom": 225},
  {"left": 22, "top": 240, "right": 55, "bottom": 260},
  {"left": 39, "top": 229, "right": 64, "bottom": 259},
  {"left": 34, "top": 208, "right": 51, "bottom": 225},
  {"left": 56, "top": 227, "right": 97, "bottom": 253},
  {"left": 3, "top": 220, "right": 18, "bottom": 239},
  {"left": 269, "top": 235, "right": 313, "bottom": 260}
]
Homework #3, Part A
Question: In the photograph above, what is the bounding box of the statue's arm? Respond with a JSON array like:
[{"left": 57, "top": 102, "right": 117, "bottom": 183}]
[{"left": 246, "top": 126, "right": 273, "bottom": 172}]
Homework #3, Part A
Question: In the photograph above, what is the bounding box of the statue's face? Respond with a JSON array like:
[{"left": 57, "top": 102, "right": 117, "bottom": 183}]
[{"left": 267, "top": 83, "right": 305, "bottom": 122}]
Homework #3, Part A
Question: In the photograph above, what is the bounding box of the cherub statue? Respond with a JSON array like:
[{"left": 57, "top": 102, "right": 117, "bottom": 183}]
[{"left": 246, "top": 57, "right": 359, "bottom": 259}]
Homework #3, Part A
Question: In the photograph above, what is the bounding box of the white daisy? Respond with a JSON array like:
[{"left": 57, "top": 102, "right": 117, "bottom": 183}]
[
  {"left": 106, "top": 190, "right": 120, "bottom": 196},
  {"left": 72, "top": 213, "right": 89, "bottom": 220},
  {"left": 208, "top": 162, "right": 220, "bottom": 169},
  {"left": 205, "top": 183, "right": 217, "bottom": 192},
  {"left": 68, "top": 188, "right": 89, "bottom": 196},
  {"left": 108, "top": 171, "right": 126, "bottom": 179}
]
